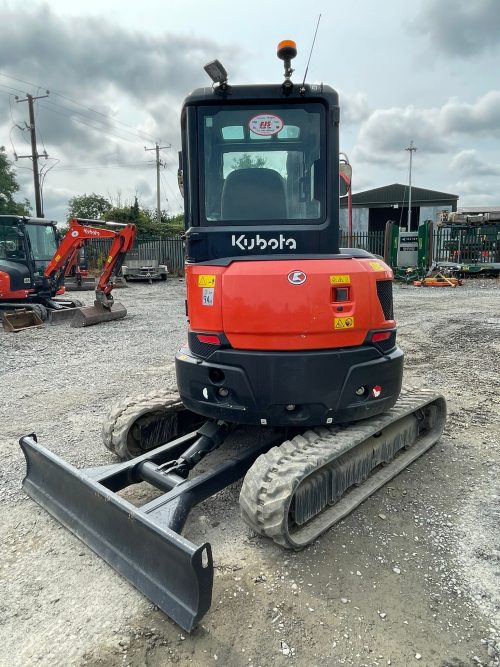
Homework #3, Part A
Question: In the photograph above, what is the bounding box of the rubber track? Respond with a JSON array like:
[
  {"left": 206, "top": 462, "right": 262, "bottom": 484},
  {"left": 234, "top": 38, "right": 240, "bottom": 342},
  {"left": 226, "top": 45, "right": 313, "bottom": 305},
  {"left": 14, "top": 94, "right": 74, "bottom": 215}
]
[
  {"left": 239, "top": 390, "right": 446, "bottom": 550},
  {"left": 101, "top": 387, "right": 183, "bottom": 460}
]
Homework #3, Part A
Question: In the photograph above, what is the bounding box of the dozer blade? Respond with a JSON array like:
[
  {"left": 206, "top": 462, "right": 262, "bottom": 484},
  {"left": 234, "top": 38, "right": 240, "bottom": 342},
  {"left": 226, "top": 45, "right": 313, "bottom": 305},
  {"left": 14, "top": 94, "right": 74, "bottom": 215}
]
[
  {"left": 19, "top": 427, "right": 285, "bottom": 630},
  {"left": 19, "top": 435, "right": 213, "bottom": 632},
  {"left": 1, "top": 309, "right": 44, "bottom": 332},
  {"left": 70, "top": 301, "right": 127, "bottom": 327}
]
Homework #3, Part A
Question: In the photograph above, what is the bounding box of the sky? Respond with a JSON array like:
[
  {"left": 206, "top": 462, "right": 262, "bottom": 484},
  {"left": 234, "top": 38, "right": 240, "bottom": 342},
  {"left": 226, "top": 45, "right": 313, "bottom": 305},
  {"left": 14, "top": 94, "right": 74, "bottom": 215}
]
[{"left": 1, "top": 0, "right": 499, "bottom": 221}]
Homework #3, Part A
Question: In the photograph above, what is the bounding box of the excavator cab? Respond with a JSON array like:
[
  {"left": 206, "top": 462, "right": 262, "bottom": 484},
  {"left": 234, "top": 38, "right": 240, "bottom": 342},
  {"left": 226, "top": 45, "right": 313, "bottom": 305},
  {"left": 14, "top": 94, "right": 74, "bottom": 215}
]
[
  {"left": 0, "top": 216, "right": 66, "bottom": 329},
  {"left": 175, "top": 72, "right": 404, "bottom": 427},
  {"left": 0, "top": 216, "right": 59, "bottom": 282},
  {"left": 180, "top": 85, "right": 338, "bottom": 262}
]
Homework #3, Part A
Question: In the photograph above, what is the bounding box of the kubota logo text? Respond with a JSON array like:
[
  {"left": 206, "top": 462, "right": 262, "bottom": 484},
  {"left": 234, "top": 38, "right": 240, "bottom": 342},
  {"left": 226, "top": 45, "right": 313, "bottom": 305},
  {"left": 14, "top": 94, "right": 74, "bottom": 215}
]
[
  {"left": 232, "top": 234, "right": 297, "bottom": 251},
  {"left": 83, "top": 227, "right": 101, "bottom": 236}
]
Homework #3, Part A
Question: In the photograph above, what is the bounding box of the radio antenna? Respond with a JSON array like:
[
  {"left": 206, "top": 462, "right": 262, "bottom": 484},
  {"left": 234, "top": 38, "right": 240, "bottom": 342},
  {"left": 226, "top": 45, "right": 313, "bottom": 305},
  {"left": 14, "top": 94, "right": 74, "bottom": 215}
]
[{"left": 301, "top": 13, "right": 322, "bottom": 91}]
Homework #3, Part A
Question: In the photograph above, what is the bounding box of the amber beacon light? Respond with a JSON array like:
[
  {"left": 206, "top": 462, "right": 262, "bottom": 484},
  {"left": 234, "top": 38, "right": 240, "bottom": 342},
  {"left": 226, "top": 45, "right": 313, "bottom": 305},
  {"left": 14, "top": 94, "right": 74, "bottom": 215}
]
[{"left": 277, "top": 40, "right": 297, "bottom": 60}]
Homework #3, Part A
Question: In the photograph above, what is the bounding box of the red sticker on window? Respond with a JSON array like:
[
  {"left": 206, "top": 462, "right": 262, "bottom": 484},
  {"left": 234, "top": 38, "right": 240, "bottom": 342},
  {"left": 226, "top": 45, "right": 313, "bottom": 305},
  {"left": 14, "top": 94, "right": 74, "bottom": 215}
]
[{"left": 249, "top": 114, "right": 284, "bottom": 136}]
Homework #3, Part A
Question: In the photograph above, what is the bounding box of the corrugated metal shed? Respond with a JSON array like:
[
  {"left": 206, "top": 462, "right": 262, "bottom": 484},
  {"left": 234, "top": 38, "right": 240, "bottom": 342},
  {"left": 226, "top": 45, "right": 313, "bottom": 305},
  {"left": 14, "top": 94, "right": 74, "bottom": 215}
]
[{"left": 341, "top": 183, "right": 458, "bottom": 208}]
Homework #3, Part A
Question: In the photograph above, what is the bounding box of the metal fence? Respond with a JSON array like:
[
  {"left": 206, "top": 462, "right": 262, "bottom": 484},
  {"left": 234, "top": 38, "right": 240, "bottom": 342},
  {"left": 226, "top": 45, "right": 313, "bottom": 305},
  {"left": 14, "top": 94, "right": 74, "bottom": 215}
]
[
  {"left": 432, "top": 226, "right": 500, "bottom": 265},
  {"left": 340, "top": 230, "right": 385, "bottom": 257},
  {"left": 87, "top": 236, "right": 185, "bottom": 274},
  {"left": 86, "top": 227, "right": 499, "bottom": 274}
]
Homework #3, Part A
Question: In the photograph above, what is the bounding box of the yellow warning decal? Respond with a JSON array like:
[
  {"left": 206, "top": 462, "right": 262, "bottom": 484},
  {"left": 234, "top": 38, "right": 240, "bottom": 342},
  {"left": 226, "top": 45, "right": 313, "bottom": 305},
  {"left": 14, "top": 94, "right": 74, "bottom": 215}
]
[
  {"left": 55, "top": 254, "right": 61, "bottom": 262},
  {"left": 369, "top": 261, "right": 385, "bottom": 272},
  {"left": 334, "top": 316, "right": 355, "bottom": 329},
  {"left": 330, "top": 274, "right": 350, "bottom": 284},
  {"left": 107, "top": 255, "right": 113, "bottom": 263},
  {"left": 198, "top": 274, "right": 216, "bottom": 287}
]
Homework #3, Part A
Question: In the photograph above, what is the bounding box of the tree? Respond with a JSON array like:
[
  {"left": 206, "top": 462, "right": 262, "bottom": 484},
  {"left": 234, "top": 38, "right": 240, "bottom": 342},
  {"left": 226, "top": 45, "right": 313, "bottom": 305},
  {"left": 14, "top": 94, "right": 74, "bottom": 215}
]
[
  {"left": 67, "top": 193, "right": 112, "bottom": 220},
  {"left": 231, "top": 153, "right": 267, "bottom": 170},
  {"left": 65, "top": 191, "right": 183, "bottom": 237},
  {"left": 0, "top": 146, "right": 31, "bottom": 215}
]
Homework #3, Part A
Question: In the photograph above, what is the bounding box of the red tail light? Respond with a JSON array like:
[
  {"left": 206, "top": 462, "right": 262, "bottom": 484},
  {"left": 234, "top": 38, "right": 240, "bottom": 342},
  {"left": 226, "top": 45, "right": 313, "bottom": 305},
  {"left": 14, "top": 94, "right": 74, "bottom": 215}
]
[
  {"left": 196, "top": 334, "right": 220, "bottom": 345},
  {"left": 372, "top": 331, "right": 392, "bottom": 342}
]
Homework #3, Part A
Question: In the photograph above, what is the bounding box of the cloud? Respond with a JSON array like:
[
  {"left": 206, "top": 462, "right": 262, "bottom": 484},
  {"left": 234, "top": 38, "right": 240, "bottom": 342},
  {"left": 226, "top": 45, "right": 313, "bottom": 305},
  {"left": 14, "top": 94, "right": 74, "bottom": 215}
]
[
  {"left": 0, "top": 4, "right": 237, "bottom": 101},
  {"left": 0, "top": 2, "right": 241, "bottom": 218},
  {"left": 0, "top": 6, "right": 238, "bottom": 155},
  {"left": 39, "top": 184, "right": 76, "bottom": 220},
  {"left": 440, "top": 91, "right": 500, "bottom": 136},
  {"left": 450, "top": 149, "right": 500, "bottom": 177},
  {"left": 452, "top": 179, "right": 498, "bottom": 201},
  {"left": 339, "top": 91, "right": 371, "bottom": 125},
  {"left": 411, "top": 0, "right": 500, "bottom": 57},
  {"left": 353, "top": 106, "right": 449, "bottom": 167},
  {"left": 352, "top": 91, "right": 500, "bottom": 167}
]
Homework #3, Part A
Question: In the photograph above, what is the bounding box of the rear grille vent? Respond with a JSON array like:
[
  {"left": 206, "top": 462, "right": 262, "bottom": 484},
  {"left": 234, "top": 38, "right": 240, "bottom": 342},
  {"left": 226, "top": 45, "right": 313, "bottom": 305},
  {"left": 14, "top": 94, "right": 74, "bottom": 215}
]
[{"left": 376, "top": 280, "right": 394, "bottom": 320}]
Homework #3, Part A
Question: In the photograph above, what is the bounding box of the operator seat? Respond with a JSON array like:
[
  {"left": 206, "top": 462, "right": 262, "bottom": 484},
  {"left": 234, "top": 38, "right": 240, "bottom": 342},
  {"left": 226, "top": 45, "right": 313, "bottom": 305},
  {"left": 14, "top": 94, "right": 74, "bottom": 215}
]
[{"left": 221, "top": 168, "right": 287, "bottom": 220}]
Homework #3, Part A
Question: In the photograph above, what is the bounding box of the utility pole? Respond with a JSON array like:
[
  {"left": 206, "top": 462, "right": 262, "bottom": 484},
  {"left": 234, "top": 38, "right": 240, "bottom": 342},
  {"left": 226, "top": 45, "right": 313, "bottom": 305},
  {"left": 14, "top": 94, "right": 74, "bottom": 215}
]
[
  {"left": 145, "top": 143, "right": 171, "bottom": 225},
  {"left": 405, "top": 141, "right": 417, "bottom": 232},
  {"left": 15, "top": 91, "right": 50, "bottom": 217}
]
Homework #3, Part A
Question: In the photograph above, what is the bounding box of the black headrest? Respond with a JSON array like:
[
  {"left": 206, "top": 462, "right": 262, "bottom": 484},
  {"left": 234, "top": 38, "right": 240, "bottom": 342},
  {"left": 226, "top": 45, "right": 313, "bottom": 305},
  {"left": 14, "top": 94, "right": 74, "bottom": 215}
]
[{"left": 221, "top": 168, "right": 287, "bottom": 220}]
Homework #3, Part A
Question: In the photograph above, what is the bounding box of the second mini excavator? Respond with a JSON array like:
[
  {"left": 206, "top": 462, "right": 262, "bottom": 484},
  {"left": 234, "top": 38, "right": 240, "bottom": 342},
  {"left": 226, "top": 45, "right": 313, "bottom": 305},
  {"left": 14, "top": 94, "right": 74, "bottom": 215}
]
[
  {"left": 0, "top": 216, "right": 135, "bottom": 329},
  {"left": 20, "top": 42, "right": 446, "bottom": 631}
]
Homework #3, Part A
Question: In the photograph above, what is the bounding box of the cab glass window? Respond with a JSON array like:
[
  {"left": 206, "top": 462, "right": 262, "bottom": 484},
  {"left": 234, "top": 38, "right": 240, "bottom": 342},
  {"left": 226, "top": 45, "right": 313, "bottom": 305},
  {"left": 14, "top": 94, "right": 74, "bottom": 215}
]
[
  {"left": 199, "top": 104, "right": 326, "bottom": 224},
  {"left": 25, "top": 224, "right": 59, "bottom": 271},
  {"left": 0, "top": 222, "right": 25, "bottom": 260}
]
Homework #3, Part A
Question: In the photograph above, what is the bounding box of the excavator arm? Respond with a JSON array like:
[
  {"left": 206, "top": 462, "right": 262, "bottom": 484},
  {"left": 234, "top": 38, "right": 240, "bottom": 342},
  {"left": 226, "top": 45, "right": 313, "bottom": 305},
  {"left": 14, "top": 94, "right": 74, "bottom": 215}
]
[
  {"left": 95, "top": 223, "right": 136, "bottom": 304},
  {"left": 44, "top": 218, "right": 136, "bottom": 305}
]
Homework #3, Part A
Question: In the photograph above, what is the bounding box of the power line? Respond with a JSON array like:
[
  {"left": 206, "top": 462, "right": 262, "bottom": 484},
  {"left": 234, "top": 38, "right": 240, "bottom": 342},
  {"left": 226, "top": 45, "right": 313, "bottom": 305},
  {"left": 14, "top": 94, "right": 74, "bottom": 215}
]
[
  {"left": 51, "top": 90, "right": 157, "bottom": 142},
  {"left": 37, "top": 101, "right": 146, "bottom": 148},
  {"left": 55, "top": 162, "right": 154, "bottom": 172},
  {"left": 40, "top": 98, "right": 152, "bottom": 146},
  {"left": 2, "top": 82, "right": 153, "bottom": 151},
  {"left": 0, "top": 72, "right": 158, "bottom": 143}
]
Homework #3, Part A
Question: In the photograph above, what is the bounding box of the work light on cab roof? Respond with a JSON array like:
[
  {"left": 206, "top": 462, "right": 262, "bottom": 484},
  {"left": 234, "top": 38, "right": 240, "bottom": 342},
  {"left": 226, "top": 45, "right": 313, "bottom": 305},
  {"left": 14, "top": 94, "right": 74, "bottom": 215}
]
[{"left": 203, "top": 40, "right": 297, "bottom": 90}]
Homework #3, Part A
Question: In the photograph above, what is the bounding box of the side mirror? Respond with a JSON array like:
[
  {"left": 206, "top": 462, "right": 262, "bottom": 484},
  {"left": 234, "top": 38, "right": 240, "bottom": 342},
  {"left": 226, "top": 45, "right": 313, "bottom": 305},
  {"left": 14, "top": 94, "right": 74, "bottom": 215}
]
[
  {"left": 339, "top": 160, "right": 352, "bottom": 197},
  {"left": 178, "top": 151, "right": 184, "bottom": 198},
  {"left": 339, "top": 162, "right": 352, "bottom": 184}
]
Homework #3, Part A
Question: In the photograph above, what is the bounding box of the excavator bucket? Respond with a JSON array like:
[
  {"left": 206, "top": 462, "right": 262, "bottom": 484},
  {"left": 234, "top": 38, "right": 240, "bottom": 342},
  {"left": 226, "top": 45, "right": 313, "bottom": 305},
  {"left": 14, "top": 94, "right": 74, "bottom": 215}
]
[
  {"left": 48, "top": 308, "right": 82, "bottom": 325},
  {"left": 70, "top": 301, "right": 127, "bottom": 327},
  {"left": 1, "top": 308, "right": 44, "bottom": 332}
]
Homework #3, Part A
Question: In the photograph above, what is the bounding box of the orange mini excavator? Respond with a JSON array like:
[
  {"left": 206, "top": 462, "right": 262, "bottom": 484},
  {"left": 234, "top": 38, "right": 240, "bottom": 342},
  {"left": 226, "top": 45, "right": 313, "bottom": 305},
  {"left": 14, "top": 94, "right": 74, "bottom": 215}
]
[
  {"left": 20, "top": 43, "right": 446, "bottom": 631},
  {"left": 0, "top": 216, "right": 135, "bottom": 328}
]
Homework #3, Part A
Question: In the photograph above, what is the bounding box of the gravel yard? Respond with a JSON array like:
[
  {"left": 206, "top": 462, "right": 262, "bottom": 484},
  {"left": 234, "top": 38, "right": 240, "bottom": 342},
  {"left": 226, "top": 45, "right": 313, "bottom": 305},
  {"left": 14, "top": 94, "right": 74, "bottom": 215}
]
[{"left": 1, "top": 278, "right": 499, "bottom": 667}]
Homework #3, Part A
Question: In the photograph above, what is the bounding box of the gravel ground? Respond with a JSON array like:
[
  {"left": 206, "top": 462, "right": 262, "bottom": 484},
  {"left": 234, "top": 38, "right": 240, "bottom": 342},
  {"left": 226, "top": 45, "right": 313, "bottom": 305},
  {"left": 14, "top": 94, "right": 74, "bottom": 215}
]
[{"left": 0, "top": 278, "right": 499, "bottom": 667}]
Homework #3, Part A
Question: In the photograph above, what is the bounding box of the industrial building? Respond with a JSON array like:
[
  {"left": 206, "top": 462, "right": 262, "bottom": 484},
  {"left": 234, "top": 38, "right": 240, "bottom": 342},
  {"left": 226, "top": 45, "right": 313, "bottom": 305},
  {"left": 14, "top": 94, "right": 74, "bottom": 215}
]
[{"left": 340, "top": 183, "right": 459, "bottom": 233}]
